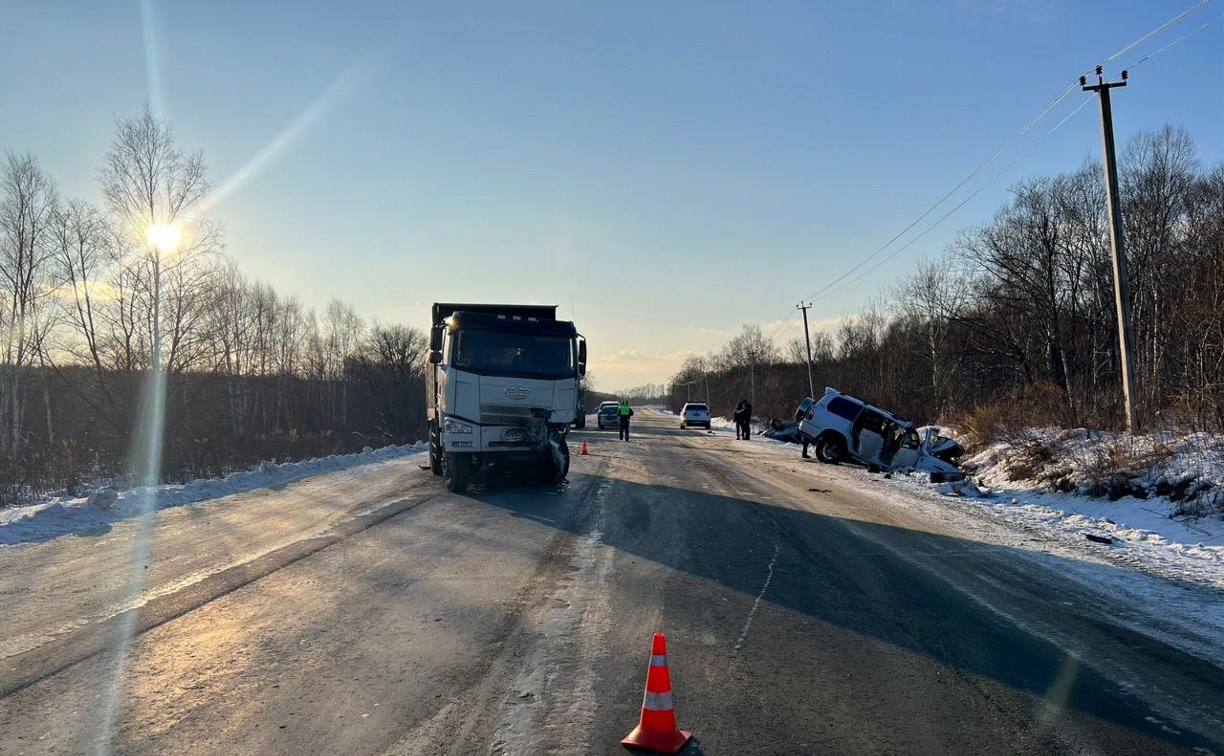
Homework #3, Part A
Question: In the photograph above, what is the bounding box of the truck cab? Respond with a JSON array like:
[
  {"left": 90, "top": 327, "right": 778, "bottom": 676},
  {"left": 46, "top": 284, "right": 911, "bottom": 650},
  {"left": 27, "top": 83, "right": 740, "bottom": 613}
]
[{"left": 426, "top": 304, "right": 586, "bottom": 493}]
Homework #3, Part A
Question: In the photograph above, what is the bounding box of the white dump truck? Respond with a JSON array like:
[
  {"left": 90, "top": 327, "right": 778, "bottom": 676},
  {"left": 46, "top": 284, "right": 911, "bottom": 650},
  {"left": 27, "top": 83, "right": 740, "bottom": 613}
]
[{"left": 425, "top": 303, "right": 586, "bottom": 493}]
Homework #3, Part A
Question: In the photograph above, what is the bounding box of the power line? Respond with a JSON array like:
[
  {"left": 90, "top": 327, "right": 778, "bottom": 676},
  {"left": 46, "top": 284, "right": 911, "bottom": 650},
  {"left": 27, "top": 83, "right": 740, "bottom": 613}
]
[
  {"left": 764, "top": 311, "right": 802, "bottom": 347},
  {"left": 747, "top": 2, "right": 1215, "bottom": 356},
  {"left": 792, "top": 0, "right": 1213, "bottom": 308},
  {"left": 812, "top": 8, "right": 1221, "bottom": 304},
  {"left": 1103, "top": 0, "right": 1208, "bottom": 65},
  {"left": 793, "top": 84, "right": 1081, "bottom": 305},
  {"left": 814, "top": 98, "right": 1094, "bottom": 303},
  {"left": 1127, "top": 12, "right": 1224, "bottom": 69}
]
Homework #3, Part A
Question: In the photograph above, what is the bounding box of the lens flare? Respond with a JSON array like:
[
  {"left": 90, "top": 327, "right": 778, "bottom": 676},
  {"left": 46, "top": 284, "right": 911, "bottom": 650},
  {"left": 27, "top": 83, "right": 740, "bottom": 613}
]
[{"left": 145, "top": 222, "right": 181, "bottom": 255}]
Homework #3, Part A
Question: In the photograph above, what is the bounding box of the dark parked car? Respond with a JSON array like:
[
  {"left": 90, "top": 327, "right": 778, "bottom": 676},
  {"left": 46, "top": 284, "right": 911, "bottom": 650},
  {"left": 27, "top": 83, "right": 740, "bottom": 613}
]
[{"left": 597, "top": 401, "right": 620, "bottom": 430}]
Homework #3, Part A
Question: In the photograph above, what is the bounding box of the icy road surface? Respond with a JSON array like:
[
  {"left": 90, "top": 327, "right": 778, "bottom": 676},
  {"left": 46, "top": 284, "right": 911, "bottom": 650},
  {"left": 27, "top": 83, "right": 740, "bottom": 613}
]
[{"left": 1, "top": 410, "right": 1221, "bottom": 754}]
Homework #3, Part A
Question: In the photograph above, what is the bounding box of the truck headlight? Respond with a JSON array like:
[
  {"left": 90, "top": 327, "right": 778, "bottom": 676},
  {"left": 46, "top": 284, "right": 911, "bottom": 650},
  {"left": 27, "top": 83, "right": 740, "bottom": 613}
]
[{"left": 443, "top": 418, "right": 474, "bottom": 434}]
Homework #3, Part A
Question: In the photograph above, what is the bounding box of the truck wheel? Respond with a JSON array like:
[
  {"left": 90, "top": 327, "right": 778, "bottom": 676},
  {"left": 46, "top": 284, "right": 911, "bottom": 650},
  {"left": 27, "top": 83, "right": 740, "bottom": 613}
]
[
  {"left": 815, "top": 435, "right": 844, "bottom": 464},
  {"left": 429, "top": 423, "right": 442, "bottom": 476},
  {"left": 443, "top": 452, "right": 470, "bottom": 493},
  {"left": 553, "top": 439, "right": 570, "bottom": 483}
]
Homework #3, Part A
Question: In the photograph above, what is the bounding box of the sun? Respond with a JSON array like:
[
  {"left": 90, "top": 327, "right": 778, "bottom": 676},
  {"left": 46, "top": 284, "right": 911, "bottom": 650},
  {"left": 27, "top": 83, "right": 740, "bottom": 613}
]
[{"left": 145, "top": 221, "right": 181, "bottom": 255}]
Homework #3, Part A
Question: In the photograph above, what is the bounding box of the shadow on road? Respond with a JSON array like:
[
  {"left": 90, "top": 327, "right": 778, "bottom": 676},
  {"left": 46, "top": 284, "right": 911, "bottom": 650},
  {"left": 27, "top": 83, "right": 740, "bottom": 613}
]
[{"left": 461, "top": 450, "right": 1224, "bottom": 753}]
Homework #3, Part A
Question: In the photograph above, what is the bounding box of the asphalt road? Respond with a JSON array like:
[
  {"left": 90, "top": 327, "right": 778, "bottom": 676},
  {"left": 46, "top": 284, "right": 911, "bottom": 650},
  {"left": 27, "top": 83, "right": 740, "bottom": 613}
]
[{"left": 2, "top": 409, "right": 1222, "bottom": 754}]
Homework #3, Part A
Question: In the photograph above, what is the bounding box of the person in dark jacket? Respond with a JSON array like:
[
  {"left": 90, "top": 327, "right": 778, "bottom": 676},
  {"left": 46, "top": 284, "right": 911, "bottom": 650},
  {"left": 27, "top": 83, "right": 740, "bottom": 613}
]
[
  {"left": 795, "top": 404, "right": 811, "bottom": 458},
  {"left": 618, "top": 399, "right": 634, "bottom": 441},
  {"left": 734, "top": 400, "right": 752, "bottom": 440}
]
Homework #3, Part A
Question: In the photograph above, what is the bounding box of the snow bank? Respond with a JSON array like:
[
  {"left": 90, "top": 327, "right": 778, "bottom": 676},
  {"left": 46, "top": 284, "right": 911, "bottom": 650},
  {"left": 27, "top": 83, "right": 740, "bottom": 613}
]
[
  {"left": 0, "top": 443, "right": 425, "bottom": 547},
  {"left": 964, "top": 428, "right": 1222, "bottom": 514},
  {"left": 754, "top": 423, "right": 1223, "bottom": 586},
  {"left": 881, "top": 427, "right": 1224, "bottom": 586}
]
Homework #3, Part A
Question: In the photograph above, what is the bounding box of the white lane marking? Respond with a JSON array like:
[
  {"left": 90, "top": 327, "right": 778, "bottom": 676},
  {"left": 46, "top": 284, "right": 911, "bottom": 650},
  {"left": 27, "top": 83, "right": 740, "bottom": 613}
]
[
  {"left": 734, "top": 537, "right": 780, "bottom": 653},
  {"left": 353, "top": 495, "right": 416, "bottom": 517}
]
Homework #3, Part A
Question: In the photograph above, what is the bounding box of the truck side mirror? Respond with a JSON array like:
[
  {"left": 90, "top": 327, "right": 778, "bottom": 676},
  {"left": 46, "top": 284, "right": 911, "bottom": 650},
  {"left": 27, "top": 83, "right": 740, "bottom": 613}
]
[
  {"left": 430, "top": 327, "right": 442, "bottom": 353},
  {"left": 428, "top": 350, "right": 441, "bottom": 364},
  {"left": 577, "top": 340, "right": 587, "bottom": 376}
]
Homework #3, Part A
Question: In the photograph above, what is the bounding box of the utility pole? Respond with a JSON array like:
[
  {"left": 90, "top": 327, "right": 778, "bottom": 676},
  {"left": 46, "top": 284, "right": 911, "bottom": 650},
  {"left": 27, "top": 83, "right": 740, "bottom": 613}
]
[
  {"left": 797, "top": 301, "right": 815, "bottom": 399},
  {"left": 1082, "top": 66, "right": 1140, "bottom": 433},
  {"left": 748, "top": 348, "right": 758, "bottom": 409}
]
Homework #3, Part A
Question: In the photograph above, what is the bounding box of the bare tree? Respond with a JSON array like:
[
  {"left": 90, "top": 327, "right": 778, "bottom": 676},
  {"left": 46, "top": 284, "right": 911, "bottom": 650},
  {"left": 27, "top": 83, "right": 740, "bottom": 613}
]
[
  {"left": 97, "top": 104, "right": 221, "bottom": 376},
  {"left": 48, "top": 197, "right": 125, "bottom": 430},
  {"left": 348, "top": 324, "right": 428, "bottom": 443},
  {"left": 718, "top": 324, "right": 779, "bottom": 369},
  {"left": 1121, "top": 125, "right": 1200, "bottom": 415},
  {"left": 0, "top": 152, "right": 59, "bottom": 454},
  {"left": 896, "top": 258, "right": 969, "bottom": 414},
  {"left": 323, "top": 299, "right": 364, "bottom": 428}
]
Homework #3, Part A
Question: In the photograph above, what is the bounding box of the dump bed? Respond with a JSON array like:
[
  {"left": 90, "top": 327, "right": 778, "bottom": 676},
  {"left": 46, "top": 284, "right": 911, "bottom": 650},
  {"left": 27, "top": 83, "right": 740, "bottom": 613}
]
[{"left": 432, "top": 303, "right": 557, "bottom": 326}]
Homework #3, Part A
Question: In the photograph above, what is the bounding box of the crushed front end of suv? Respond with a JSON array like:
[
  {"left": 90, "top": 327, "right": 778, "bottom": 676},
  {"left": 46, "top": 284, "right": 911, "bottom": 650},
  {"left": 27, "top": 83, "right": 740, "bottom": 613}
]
[{"left": 795, "top": 388, "right": 964, "bottom": 479}]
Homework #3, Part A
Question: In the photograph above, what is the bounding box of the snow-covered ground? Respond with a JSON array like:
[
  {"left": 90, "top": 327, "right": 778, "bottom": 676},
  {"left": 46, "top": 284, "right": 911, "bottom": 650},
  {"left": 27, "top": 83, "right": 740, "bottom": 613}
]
[
  {"left": 0, "top": 443, "right": 425, "bottom": 547},
  {"left": 744, "top": 421, "right": 1224, "bottom": 591}
]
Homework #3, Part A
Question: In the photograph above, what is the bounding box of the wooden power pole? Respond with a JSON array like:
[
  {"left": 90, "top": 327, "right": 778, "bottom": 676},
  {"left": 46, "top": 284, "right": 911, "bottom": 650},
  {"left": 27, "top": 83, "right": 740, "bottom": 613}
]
[
  {"left": 1082, "top": 66, "right": 1140, "bottom": 433},
  {"left": 748, "top": 348, "right": 758, "bottom": 409},
  {"left": 797, "top": 302, "right": 815, "bottom": 399}
]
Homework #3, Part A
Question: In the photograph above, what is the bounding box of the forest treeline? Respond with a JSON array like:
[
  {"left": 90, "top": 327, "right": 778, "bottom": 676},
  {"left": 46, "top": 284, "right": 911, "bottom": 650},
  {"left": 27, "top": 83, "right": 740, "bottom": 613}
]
[
  {"left": 4, "top": 113, "right": 1220, "bottom": 506},
  {"left": 667, "top": 125, "right": 1223, "bottom": 439},
  {"left": 1, "top": 108, "right": 428, "bottom": 505}
]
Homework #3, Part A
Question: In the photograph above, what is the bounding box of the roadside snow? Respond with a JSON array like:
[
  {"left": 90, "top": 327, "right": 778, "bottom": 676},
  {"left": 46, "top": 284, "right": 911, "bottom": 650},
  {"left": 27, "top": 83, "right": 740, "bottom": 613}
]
[
  {"left": 944, "top": 428, "right": 1224, "bottom": 585},
  {"left": 0, "top": 443, "right": 425, "bottom": 547},
  {"left": 967, "top": 428, "right": 1221, "bottom": 504},
  {"left": 879, "top": 465, "right": 1224, "bottom": 588},
  {"left": 756, "top": 426, "right": 1224, "bottom": 589}
]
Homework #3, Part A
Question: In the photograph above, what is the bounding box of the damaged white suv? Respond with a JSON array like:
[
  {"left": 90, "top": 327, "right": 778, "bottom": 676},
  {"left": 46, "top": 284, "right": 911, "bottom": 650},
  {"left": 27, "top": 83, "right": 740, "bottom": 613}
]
[{"left": 796, "top": 388, "right": 963, "bottom": 477}]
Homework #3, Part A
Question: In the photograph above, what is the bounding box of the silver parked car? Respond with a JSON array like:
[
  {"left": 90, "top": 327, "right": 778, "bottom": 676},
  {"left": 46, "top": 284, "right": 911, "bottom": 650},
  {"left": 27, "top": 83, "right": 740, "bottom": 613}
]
[{"left": 680, "top": 401, "right": 711, "bottom": 429}]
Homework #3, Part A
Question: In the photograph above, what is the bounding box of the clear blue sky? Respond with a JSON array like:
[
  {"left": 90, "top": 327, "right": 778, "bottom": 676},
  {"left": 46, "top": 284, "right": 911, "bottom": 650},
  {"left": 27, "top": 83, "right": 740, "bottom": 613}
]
[{"left": 3, "top": 1, "right": 1222, "bottom": 390}]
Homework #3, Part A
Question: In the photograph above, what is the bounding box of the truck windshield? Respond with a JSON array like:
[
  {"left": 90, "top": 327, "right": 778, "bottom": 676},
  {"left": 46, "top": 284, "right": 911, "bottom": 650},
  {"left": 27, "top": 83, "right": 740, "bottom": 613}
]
[{"left": 452, "top": 329, "right": 574, "bottom": 378}]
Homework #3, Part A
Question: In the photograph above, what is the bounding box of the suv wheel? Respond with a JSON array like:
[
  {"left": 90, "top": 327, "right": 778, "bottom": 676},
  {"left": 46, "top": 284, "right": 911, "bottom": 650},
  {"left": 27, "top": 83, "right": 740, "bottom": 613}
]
[{"left": 815, "top": 435, "right": 845, "bottom": 464}]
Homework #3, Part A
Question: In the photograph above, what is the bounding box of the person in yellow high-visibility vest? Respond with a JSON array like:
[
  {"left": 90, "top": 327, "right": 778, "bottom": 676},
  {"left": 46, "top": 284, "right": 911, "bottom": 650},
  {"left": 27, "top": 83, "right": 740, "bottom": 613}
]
[{"left": 618, "top": 399, "right": 634, "bottom": 441}]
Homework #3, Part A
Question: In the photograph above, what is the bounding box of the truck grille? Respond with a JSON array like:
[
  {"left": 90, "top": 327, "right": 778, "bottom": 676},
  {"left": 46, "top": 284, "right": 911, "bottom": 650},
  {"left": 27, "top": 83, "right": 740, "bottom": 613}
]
[{"left": 480, "top": 404, "right": 538, "bottom": 426}]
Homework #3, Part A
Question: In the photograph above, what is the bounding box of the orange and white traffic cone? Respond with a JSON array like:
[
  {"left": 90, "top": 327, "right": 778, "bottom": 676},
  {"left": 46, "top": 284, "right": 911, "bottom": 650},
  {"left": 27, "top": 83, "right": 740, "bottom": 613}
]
[
  {"left": 621, "top": 632, "right": 692, "bottom": 753},
  {"left": 580, "top": 439, "right": 589, "bottom": 455}
]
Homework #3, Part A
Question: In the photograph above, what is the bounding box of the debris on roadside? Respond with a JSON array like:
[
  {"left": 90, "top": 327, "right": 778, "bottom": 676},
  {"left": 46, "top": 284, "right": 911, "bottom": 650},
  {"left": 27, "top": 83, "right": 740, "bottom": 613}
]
[
  {"left": 763, "top": 419, "right": 802, "bottom": 444},
  {"left": 936, "top": 478, "right": 984, "bottom": 498}
]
